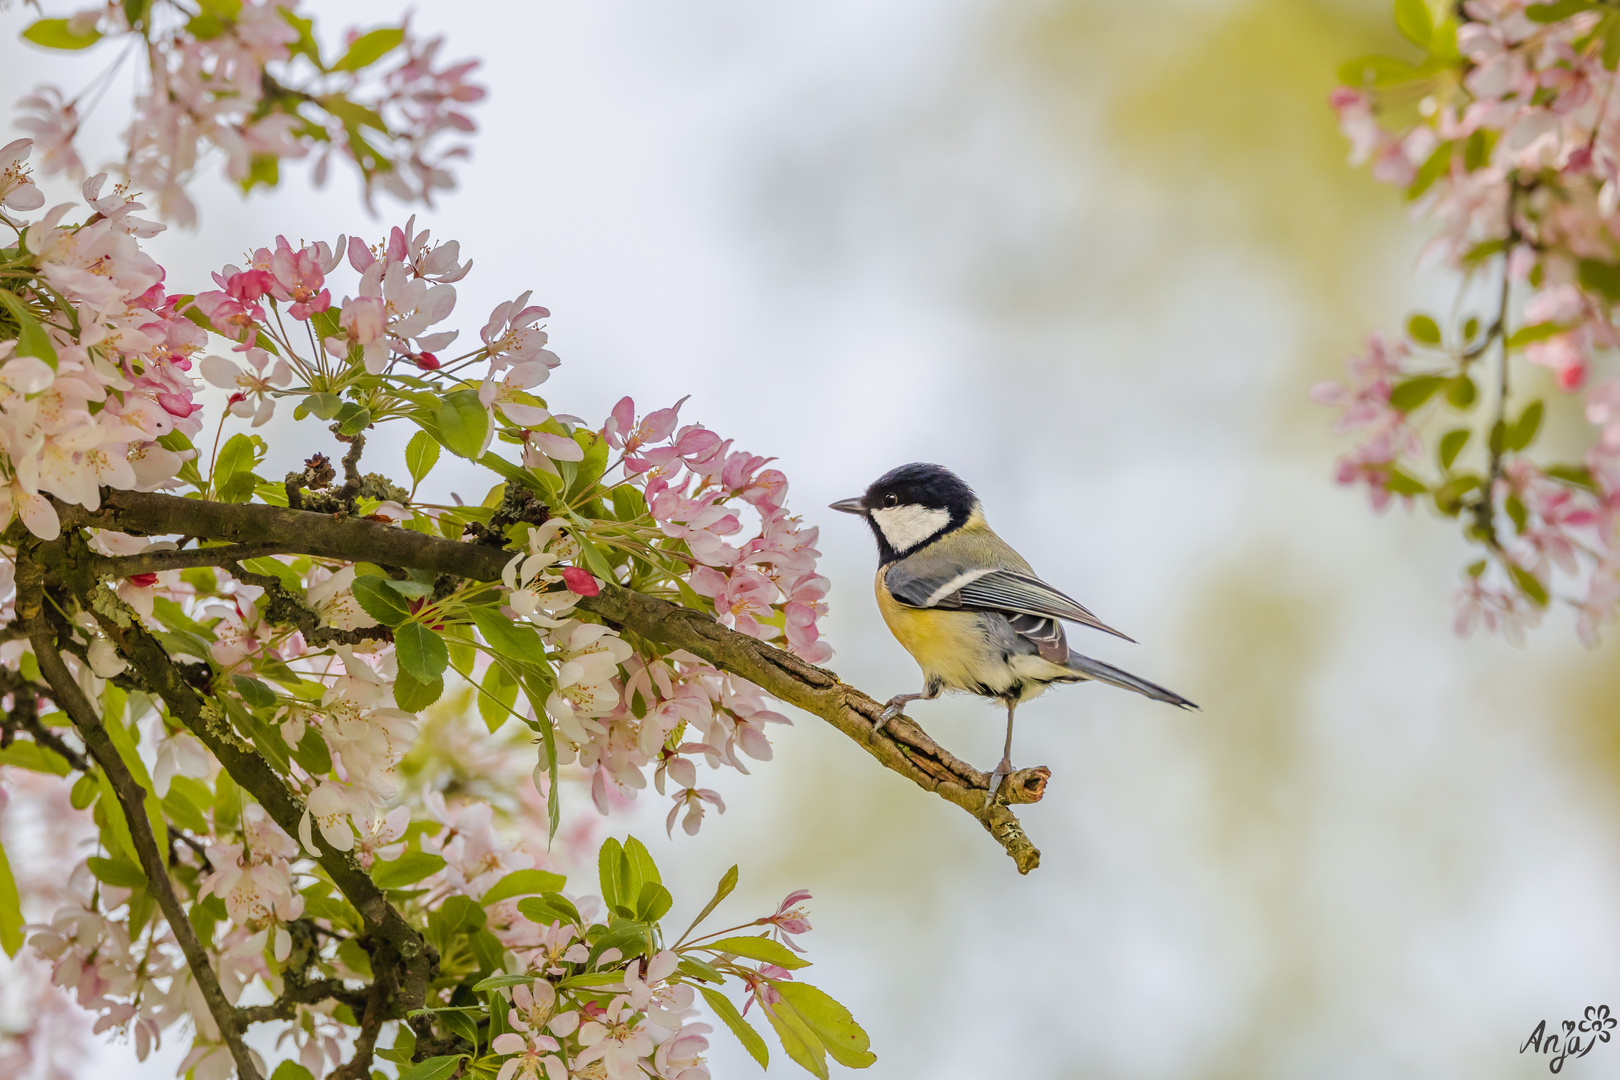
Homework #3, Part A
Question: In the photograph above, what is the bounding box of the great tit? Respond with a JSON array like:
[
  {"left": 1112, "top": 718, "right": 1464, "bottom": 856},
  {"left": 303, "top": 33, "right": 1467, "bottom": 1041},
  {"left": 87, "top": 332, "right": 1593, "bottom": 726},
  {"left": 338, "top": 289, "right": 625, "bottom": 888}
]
[{"left": 831, "top": 462, "right": 1196, "bottom": 801}]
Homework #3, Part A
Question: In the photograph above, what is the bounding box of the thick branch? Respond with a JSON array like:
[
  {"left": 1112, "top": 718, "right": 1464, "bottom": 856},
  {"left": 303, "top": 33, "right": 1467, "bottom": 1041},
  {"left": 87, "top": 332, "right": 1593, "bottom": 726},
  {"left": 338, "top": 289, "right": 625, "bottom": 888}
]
[
  {"left": 15, "top": 557, "right": 263, "bottom": 1080},
  {"left": 74, "top": 581, "right": 440, "bottom": 1002},
  {"left": 94, "top": 543, "right": 291, "bottom": 578},
  {"left": 58, "top": 489, "right": 1044, "bottom": 872}
]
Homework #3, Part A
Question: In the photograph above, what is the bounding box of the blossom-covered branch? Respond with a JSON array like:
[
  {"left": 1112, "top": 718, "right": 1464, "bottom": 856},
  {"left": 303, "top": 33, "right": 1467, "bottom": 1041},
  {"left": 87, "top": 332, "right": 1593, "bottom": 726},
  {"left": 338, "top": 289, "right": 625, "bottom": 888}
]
[
  {"left": 14, "top": 0, "right": 484, "bottom": 225},
  {"left": 1319, "top": 0, "right": 1620, "bottom": 644}
]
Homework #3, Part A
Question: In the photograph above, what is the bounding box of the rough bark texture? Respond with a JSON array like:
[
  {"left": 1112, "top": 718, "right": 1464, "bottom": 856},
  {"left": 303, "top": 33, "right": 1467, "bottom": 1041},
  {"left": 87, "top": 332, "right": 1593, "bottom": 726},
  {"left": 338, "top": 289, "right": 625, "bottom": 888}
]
[{"left": 61, "top": 489, "right": 1044, "bottom": 871}]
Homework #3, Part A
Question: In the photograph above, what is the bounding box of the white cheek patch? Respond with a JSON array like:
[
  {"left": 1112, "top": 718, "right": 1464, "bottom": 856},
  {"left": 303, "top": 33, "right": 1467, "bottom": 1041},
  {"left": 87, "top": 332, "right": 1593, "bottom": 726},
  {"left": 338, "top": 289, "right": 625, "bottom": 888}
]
[{"left": 871, "top": 505, "right": 951, "bottom": 553}]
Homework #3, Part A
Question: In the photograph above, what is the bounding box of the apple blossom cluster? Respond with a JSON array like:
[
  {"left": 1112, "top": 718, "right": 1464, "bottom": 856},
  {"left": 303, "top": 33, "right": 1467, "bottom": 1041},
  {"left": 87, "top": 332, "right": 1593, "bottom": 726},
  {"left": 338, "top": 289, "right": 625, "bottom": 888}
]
[
  {"left": 0, "top": 132, "right": 862, "bottom": 1075},
  {"left": 15, "top": 0, "right": 484, "bottom": 226},
  {"left": 0, "top": 141, "right": 201, "bottom": 542},
  {"left": 1318, "top": 0, "right": 1620, "bottom": 643}
]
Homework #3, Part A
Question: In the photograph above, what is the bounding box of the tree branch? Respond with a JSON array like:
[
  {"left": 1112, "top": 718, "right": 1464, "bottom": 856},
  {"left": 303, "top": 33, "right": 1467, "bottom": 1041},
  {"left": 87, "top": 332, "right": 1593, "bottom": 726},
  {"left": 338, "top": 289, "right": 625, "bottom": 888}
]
[
  {"left": 14, "top": 554, "right": 263, "bottom": 1080},
  {"left": 57, "top": 489, "right": 1045, "bottom": 872},
  {"left": 93, "top": 543, "right": 291, "bottom": 578}
]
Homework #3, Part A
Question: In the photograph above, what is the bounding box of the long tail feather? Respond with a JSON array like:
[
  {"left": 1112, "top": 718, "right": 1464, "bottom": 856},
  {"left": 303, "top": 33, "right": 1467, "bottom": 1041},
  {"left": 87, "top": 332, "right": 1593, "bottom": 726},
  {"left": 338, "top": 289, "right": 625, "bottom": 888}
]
[{"left": 1066, "top": 653, "right": 1198, "bottom": 710}]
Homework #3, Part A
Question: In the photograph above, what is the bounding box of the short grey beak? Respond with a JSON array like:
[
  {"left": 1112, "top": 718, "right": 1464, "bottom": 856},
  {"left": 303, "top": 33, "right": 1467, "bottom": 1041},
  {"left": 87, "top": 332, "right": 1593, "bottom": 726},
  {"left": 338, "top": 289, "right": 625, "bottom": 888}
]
[{"left": 828, "top": 497, "right": 866, "bottom": 516}]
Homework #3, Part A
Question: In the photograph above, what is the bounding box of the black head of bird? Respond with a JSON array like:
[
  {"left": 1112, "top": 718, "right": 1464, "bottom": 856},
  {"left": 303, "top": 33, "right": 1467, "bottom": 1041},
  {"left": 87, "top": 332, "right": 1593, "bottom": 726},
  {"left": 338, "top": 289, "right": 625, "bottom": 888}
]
[{"left": 830, "top": 462, "right": 1197, "bottom": 807}]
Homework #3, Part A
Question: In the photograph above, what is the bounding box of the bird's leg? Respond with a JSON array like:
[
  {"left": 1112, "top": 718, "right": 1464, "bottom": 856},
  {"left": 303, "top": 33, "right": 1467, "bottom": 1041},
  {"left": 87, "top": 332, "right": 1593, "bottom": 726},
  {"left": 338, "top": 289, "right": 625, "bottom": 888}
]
[
  {"left": 875, "top": 684, "right": 937, "bottom": 735},
  {"left": 986, "top": 700, "right": 1018, "bottom": 810}
]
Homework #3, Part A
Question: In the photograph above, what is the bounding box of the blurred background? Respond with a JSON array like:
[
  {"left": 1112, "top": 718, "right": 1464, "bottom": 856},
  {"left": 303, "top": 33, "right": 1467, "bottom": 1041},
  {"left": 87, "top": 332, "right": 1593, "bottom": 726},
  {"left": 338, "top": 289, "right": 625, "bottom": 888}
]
[{"left": 9, "top": 0, "right": 1620, "bottom": 1076}]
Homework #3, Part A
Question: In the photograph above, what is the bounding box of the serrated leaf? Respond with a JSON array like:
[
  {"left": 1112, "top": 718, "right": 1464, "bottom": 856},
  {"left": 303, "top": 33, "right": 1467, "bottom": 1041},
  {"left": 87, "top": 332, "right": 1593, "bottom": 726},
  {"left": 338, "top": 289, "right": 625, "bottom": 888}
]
[
  {"left": 468, "top": 607, "right": 549, "bottom": 665},
  {"left": 373, "top": 851, "right": 447, "bottom": 890},
  {"left": 700, "top": 986, "right": 768, "bottom": 1069},
  {"left": 331, "top": 26, "right": 405, "bottom": 71},
  {"left": 334, "top": 402, "right": 372, "bottom": 436},
  {"left": 0, "top": 290, "right": 59, "bottom": 369},
  {"left": 1439, "top": 429, "right": 1470, "bottom": 470},
  {"left": 765, "top": 999, "right": 827, "bottom": 1079},
  {"left": 470, "top": 973, "right": 538, "bottom": 992},
  {"left": 393, "top": 668, "right": 443, "bottom": 711},
  {"left": 516, "top": 892, "right": 581, "bottom": 928},
  {"left": 481, "top": 868, "right": 567, "bottom": 905},
  {"left": 395, "top": 623, "right": 449, "bottom": 684},
  {"left": 406, "top": 430, "right": 441, "bottom": 485},
  {"left": 232, "top": 675, "right": 277, "bottom": 709},
  {"left": 637, "top": 881, "right": 673, "bottom": 923},
  {"left": 437, "top": 389, "right": 490, "bottom": 460},
  {"left": 598, "top": 837, "right": 626, "bottom": 912},
  {"left": 22, "top": 17, "right": 102, "bottom": 50},
  {"left": 702, "top": 935, "right": 812, "bottom": 970},
  {"left": 478, "top": 660, "right": 520, "bottom": 732},
  {"left": 1406, "top": 313, "right": 1441, "bottom": 345},
  {"left": 396, "top": 1056, "right": 464, "bottom": 1080},
  {"left": 774, "top": 983, "right": 876, "bottom": 1069},
  {"left": 351, "top": 574, "right": 413, "bottom": 626},
  {"left": 87, "top": 856, "right": 147, "bottom": 888}
]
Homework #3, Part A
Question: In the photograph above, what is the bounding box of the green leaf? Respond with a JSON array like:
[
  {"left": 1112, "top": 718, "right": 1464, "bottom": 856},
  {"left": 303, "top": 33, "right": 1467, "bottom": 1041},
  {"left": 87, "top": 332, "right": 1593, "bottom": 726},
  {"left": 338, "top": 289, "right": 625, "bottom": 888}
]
[
  {"left": 1338, "top": 54, "right": 1422, "bottom": 89},
  {"left": 0, "top": 739, "right": 69, "bottom": 776},
  {"left": 468, "top": 607, "right": 549, "bottom": 665},
  {"left": 471, "top": 973, "right": 539, "bottom": 992},
  {"left": 517, "top": 892, "right": 581, "bottom": 928},
  {"left": 1393, "top": 0, "right": 1433, "bottom": 47},
  {"left": 1507, "top": 321, "right": 1562, "bottom": 348},
  {"left": 351, "top": 574, "right": 413, "bottom": 626},
  {"left": 0, "top": 837, "right": 22, "bottom": 956},
  {"left": 1578, "top": 258, "right": 1620, "bottom": 301},
  {"left": 1446, "top": 374, "right": 1477, "bottom": 408},
  {"left": 681, "top": 864, "right": 739, "bottom": 942},
  {"left": 478, "top": 660, "right": 520, "bottom": 732},
  {"left": 393, "top": 668, "right": 444, "bottom": 712},
  {"left": 1389, "top": 375, "right": 1449, "bottom": 412},
  {"left": 294, "top": 392, "right": 343, "bottom": 421},
  {"left": 679, "top": 956, "right": 727, "bottom": 983},
  {"left": 702, "top": 935, "right": 812, "bottom": 970},
  {"left": 22, "top": 17, "right": 102, "bottom": 50},
  {"left": 87, "top": 856, "right": 147, "bottom": 888},
  {"left": 699, "top": 986, "right": 769, "bottom": 1069},
  {"left": 1382, "top": 469, "right": 1428, "bottom": 496},
  {"left": 1406, "top": 313, "right": 1441, "bottom": 346},
  {"left": 598, "top": 837, "right": 626, "bottom": 912},
  {"left": 1526, "top": 0, "right": 1601, "bottom": 22},
  {"left": 1438, "top": 429, "right": 1470, "bottom": 470},
  {"left": 373, "top": 851, "right": 447, "bottom": 890},
  {"left": 1508, "top": 562, "right": 1550, "bottom": 607},
  {"left": 395, "top": 623, "right": 449, "bottom": 684},
  {"left": 406, "top": 430, "right": 441, "bottom": 485},
  {"left": 1406, "top": 140, "right": 1452, "bottom": 200},
  {"left": 331, "top": 26, "right": 405, "bottom": 71},
  {"left": 764, "top": 999, "right": 827, "bottom": 1079},
  {"left": 623, "top": 836, "right": 662, "bottom": 891},
  {"left": 1547, "top": 464, "right": 1598, "bottom": 491},
  {"left": 123, "top": 0, "right": 152, "bottom": 29},
  {"left": 1506, "top": 492, "right": 1529, "bottom": 534},
  {"left": 636, "top": 881, "right": 673, "bottom": 923},
  {"left": 775, "top": 983, "right": 876, "bottom": 1069},
  {"left": 396, "top": 1056, "right": 464, "bottom": 1080},
  {"left": 334, "top": 402, "right": 372, "bottom": 436},
  {"left": 441, "top": 1009, "right": 480, "bottom": 1052},
  {"left": 1604, "top": 11, "right": 1620, "bottom": 71},
  {"left": 437, "top": 389, "right": 490, "bottom": 460},
  {"left": 481, "top": 868, "right": 567, "bottom": 905},
  {"left": 1507, "top": 400, "right": 1544, "bottom": 451},
  {"left": 232, "top": 675, "right": 277, "bottom": 709},
  {"left": 270, "top": 1062, "right": 316, "bottom": 1080},
  {"left": 0, "top": 290, "right": 59, "bottom": 368}
]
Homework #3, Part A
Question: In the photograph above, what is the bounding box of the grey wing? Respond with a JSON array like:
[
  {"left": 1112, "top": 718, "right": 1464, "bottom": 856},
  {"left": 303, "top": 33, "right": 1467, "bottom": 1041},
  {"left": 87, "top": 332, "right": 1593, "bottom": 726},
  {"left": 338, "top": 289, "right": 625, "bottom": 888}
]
[{"left": 885, "top": 564, "right": 1135, "bottom": 644}]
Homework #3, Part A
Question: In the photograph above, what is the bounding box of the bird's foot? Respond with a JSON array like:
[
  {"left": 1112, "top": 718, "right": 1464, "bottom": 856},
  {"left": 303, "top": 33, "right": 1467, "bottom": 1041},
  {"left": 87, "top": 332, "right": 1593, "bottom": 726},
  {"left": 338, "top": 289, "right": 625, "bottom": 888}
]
[
  {"left": 984, "top": 756, "right": 1014, "bottom": 812},
  {"left": 874, "top": 694, "right": 916, "bottom": 736}
]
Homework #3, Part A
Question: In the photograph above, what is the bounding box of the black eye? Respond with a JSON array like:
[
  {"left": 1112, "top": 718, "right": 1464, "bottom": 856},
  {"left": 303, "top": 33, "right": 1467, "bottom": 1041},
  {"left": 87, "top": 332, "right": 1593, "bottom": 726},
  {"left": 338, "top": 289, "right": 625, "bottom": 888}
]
[{"left": 882, "top": 493, "right": 899, "bottom": 507}]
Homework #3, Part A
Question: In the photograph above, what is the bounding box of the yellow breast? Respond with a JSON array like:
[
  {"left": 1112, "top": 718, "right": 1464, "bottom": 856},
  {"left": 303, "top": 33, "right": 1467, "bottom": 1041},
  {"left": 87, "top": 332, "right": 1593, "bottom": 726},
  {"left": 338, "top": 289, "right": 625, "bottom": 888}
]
[{"left": 875, "top": 568, "right": 994, "bottom": 692}]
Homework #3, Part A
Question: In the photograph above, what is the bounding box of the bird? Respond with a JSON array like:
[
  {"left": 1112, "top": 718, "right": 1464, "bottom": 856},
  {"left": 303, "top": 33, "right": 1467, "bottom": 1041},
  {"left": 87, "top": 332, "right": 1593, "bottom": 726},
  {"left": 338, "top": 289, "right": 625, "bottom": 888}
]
[{"left": 830, "top": 462, "right": 1196, "bottom": 805}]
